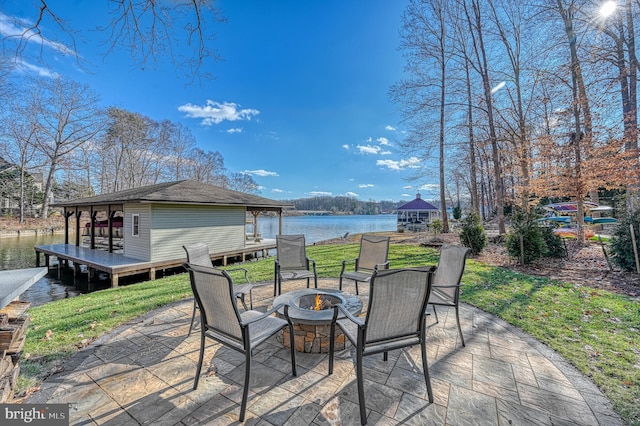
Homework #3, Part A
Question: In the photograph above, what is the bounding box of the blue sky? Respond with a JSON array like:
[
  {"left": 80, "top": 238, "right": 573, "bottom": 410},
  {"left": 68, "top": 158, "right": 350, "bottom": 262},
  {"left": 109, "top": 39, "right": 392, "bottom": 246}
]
[{"left": 1, "top": 0, "right": 438, "bottom": 202}]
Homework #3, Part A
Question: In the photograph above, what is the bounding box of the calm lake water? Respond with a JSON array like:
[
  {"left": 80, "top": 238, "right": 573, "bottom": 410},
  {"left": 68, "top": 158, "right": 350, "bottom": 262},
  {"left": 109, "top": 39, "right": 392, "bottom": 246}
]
[{"left": 1, "top": 214, "right": 397, "bottom": 306}]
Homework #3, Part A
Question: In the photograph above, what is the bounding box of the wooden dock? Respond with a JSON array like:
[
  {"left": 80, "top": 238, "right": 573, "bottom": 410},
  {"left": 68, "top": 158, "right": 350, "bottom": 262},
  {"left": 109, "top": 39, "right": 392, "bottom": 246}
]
[{"left": 34, "top": 240, "right": 276, "bottom": 288}]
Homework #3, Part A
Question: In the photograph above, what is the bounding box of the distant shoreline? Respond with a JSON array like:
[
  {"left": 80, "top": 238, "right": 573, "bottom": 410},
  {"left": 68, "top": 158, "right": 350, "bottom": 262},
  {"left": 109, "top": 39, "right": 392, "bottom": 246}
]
[{"left": 0, "top": 228, "right": 66, "bottom": 238}]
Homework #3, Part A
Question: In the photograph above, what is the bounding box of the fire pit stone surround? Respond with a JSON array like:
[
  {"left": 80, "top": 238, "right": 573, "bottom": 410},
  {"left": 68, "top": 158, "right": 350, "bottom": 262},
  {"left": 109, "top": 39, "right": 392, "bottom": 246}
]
[{"left": 273, "top": 288, "right": 363, "bottom": 353}]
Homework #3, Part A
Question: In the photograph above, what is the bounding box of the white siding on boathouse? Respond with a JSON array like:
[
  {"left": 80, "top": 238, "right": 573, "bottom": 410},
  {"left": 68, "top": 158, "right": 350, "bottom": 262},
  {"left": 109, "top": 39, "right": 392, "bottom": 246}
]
[
  {"left": 149, "top": 204, "right": 246, "bottom": 262},
  {"left": 123, "top": 204, "right": 152, "bottom": 260}
]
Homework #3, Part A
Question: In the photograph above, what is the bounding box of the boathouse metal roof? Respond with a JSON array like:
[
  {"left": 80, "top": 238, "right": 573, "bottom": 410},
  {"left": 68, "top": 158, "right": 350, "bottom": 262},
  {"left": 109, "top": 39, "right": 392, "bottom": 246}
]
[{"left": 52, "top": 180, "right": 292, "bottom": 211}]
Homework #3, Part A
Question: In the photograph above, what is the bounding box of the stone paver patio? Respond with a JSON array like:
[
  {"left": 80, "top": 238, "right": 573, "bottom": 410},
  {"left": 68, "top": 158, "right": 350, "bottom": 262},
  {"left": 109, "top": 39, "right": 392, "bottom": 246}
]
[{"left": 27, "top": 279, "right": 624, "bottom": 425}]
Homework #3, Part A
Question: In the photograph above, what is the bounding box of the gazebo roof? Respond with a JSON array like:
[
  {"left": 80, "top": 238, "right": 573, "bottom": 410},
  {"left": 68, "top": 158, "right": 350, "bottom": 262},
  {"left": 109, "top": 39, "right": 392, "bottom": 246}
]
[
  {"left": 397, "top": 194, "right": 439, "bottom": 211},
  {"left": 53, "top": 180, "right": 292, "bottom": 211}
]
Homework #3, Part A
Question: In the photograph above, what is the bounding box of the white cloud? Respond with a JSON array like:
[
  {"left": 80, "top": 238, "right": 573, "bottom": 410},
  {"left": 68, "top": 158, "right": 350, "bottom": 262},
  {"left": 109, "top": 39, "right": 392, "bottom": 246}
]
[
  {"left": 345, "top": 192, "right": 358, "bottom": 197},
  {"left": 419, "top": 183, "right": 440, "bottom": 192},
  {"left": 14, "top": 59, "right": 58, "bottom": 78},
  {"left": 381, "top": 150, "right": 392, "bottom": 155},
  {"left": 376, "top": 157, "right": 421, "bottom": 170},
  {"left": 0, "top": 12, "right": 75, "bottom": 56},
  {"left": 178, "top": 100, "right": 259, "bottom": 125},
  {"left": 377, "top": 137, "right": 390, "bottom": 145},
  {"left": 491, "top": 81, "right": 506, "bottom": 94},
  {"left": 401, "top": 193, "right": 412, "bottom": 197},
  {"left": 359, "top": 184, "right": 374, "bottom": 188},
  {"left": 386, "top": 125, "right": 397, "bottom": 131},
  {"left": 308, "top": 191, "right": 332, "bottom": 196},
  {"left": 403, "top": 185, "right": 413, "bottom": 189},
  {"left": 227, "top": 128, "right": 243, "bottom": 134},
  {"left": 342, "top": 144, "right": 349, "bottom": 150},
  {"left": 357, "top": 144, "right": 381, "bottom": 155},
  {"left": 244, "top": 169, "right": 279, "bottom": 177},
  {"left": 272, "top": 188, "right": 284, "bottom": 193}
]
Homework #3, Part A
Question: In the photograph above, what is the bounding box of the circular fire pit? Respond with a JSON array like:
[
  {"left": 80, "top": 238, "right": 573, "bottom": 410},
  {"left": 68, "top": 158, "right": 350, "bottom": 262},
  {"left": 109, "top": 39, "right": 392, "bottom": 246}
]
[{"left": 273, "top": 289, "right": 362, "bottom": 353}]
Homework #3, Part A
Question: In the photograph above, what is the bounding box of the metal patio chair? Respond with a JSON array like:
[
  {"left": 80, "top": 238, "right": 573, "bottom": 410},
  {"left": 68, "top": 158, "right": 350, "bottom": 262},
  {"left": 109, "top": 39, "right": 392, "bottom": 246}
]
[
  {"left": 329, "top": 267, "right": 435, "bottom": 425},
  {"left": 428, "top": 244, "right": 471, "bottom": 347},
  {"left": 184, "top": 263, "right": 297, "bottom": 422},
  {"left": 183, "top": 243, "right": 254, "bottom": 336},
  {"left": 274, "top": 234, "right": 318, "bottom": 296},
  {"left": 339, "top": 234, "right": 390, "bottom": 295}
]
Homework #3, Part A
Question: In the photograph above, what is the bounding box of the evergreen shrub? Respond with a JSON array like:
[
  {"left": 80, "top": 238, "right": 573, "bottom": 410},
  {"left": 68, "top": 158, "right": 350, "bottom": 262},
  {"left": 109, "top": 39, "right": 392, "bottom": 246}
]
[
  {"left": 460, "top": 211, "right": 487, "bottom": 254},
  {"left": 541, "top": 225, "right": 566, "bottom": 258},
  {"left": 430, "top": 218, "right": 443, "bottom": 234},
  {"left": 505, "top": 211, "right": 546, "bottom": 264},
  {"left": 610, "top": 207, "right": 640, "bottom": 272}
]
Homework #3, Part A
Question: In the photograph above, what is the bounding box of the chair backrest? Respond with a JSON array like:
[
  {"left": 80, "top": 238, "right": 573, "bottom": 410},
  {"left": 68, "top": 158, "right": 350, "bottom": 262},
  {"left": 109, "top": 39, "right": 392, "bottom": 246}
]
[
  {"left": 276, "top": 234, "right": 308, "bottom": 269},
  {"left": 357, "top": 234, "right": 390, "bottom": 271},
  {"left": 364, "top": 268, "right": 432, "bottom": 343},
  {"left": 185, "top": 263, "right": 243, "bottom": 342},
  {"left": 432, "top": 245, "right": 470, "bottom": 301},
  {"left": 183, "top": 243, "right": 213, "bottom": 267}
]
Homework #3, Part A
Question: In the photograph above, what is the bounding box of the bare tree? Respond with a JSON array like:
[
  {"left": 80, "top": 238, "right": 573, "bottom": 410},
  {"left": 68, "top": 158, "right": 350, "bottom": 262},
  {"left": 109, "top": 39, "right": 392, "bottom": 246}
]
[
  {"left": 392, "top": 0, "right": 453, "bottom": 232},
  {"left": 226, "top": 172, "right": 260, "bottom": 194},
  {"left": 589, "top": 0, "right": 640, "bottom": 208},
  {"left": 0, "top": 80, "right": 42, "bottom": 221},
  {"left": 162, "top": 121, "right": 196, "bottom": 180},
  {"left": 186, "top": 147, "right": 226, "bottom": 184},
  {"left": 463, "top": 0, "right": 506, "bottom": 234},
  {"left": 2, "top": 0, "right": 226, "bottom": 81},
  {"left": 29, "top": 77, "right": 105, "bottom": 217}
]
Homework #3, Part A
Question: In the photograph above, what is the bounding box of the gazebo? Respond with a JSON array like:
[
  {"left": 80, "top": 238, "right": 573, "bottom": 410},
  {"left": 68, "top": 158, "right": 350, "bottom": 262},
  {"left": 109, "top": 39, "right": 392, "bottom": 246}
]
[{"left": 396, "top": 193, "right": 440, "bottom": 231}]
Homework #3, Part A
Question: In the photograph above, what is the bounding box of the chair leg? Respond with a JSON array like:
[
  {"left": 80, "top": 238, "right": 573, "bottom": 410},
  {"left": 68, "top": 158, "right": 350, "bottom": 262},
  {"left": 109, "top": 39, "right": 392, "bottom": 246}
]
[
  {"left": 383, "top": 352, "right": 388, "bottom": 362},
  {"left": 249, "top": 289, "right": 253, "bottom": 310},
  {"left": 355, "top": 280, "right": 359, "bottom": 296},
  {"left": 240, "top": 350, "right": 251, "bottom": 422},
  {"left": 421, "top": 340, "right": 434, "bottom": 403},
  {"left": 306, "top": 277, "right": 310, "bottom": 289},
  {"left": 356, "top": 348, "right": 367, "bottom": 425},
  {"left": 455, "top": 305, "right": 465, "bottom": 347},
  {"left": 432, "top": 305, "right": 439, "bottom": 324},
  {"left": 313, "top": 275, "right": 318, "bottom": 288},
  {"left": 288, "top": 324, "right": 297, "bottom": 377},
  {"left": 193, "top": 329, "right": 205, "bottom": 390},
  {"left": 329, "top": 324, "right": 335, "bottom": 375},
  {"left": 188, "top": 300, "right": 197, "bottom": 336},
  {"left": 339, "top": 276, "right": 343, "bottom": 291}
]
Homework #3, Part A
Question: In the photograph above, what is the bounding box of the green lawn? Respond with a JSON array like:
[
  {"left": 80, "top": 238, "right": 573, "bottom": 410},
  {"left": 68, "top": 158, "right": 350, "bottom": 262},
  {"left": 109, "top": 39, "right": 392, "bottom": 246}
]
[{"left": 19, "top": 243, "right": 639, "bottom": 425}]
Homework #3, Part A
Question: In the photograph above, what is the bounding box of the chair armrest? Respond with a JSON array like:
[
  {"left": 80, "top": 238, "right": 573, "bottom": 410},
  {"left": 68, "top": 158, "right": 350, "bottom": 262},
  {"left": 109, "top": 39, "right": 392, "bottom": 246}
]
[
  {"left": 240, "top": 303, "right": 285, "bottom": 326},
  {"left": 431, "top": 283, "right": 463, "bottom": 289},
  {"left": 340, "top": 258, "right": 358, "bottom": 275},
  {"left": 307, "top": 257, "right": 317, "bottom": 273},
  {"left": 225, "top": 267, "right": 250, "bottom": 283},
  {"left": 331, "top": 303, "right": 364, "bottom": 327},
  {"left": 373, "top": 261, "right": 390, "bottom": 270}
]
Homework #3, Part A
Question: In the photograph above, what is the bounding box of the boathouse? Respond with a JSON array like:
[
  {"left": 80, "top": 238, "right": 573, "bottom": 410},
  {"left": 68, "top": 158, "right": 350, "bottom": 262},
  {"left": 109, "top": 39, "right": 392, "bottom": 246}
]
[
  {"left": 35, "top": 180, "right": 292, "bottom": 287},
  {"left": 396, "top": 193, "right": 440, "bottom": 231}
]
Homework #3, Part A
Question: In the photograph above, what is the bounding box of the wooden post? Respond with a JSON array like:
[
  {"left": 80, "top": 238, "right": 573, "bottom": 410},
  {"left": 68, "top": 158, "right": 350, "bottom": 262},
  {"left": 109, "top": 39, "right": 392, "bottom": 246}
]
[
  {"left": 597, "top": 235, "right": 613, "bottom": 271},
  {"left": 630, "top": 224, "right": 640, "bottom": 274},
  {"left": 75, "top": 209, "right": 82, "bottom": 247}
]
